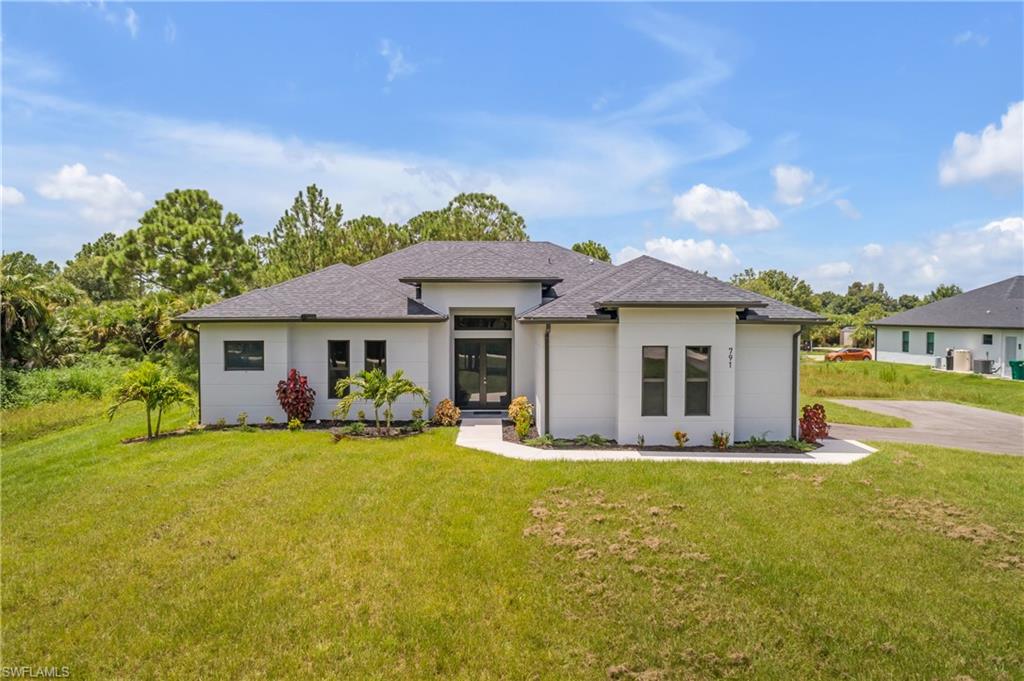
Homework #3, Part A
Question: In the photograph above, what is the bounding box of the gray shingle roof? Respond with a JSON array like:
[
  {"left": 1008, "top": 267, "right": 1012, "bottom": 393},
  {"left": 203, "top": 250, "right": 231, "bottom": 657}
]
[
  {"left": 176, "top": 263, "right": 445, "bottom": 322},
  {"left": 871, "top": 276, "right": 1024, "bottom": 329},
  {"left": 178, "top": 241, "right": 824, "bottom": 324},
  {"left": 397, "top": 244, "right": 564, "bottom": 283}
]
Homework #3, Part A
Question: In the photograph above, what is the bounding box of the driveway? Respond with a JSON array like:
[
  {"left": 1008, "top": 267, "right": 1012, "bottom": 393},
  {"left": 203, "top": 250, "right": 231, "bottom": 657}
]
[{"left": 829, "top": 400, "right": 1024, "bottom": 456}]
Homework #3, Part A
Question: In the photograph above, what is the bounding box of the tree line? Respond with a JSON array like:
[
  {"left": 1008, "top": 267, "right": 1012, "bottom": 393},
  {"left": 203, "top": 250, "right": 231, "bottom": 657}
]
[{"left": 1, "top": 183, "right": 961, "bottom": 389}]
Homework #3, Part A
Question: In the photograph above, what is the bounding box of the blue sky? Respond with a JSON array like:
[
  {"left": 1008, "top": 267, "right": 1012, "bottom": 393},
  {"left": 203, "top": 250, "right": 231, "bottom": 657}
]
[{"left": 2, "top": 2, "right": 1022, "bottom": 294}]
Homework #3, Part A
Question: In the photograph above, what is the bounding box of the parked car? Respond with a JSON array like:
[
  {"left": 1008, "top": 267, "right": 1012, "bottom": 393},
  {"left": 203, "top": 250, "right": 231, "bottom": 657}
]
[{"left": 825, "top": 348, "right": 872, "bottom": 362}]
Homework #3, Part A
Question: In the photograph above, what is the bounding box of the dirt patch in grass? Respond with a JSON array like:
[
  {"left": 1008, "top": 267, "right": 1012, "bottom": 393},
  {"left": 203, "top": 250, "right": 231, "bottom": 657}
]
[{"left": 878, "top": 496, "right": 1023, "bottom": 570}]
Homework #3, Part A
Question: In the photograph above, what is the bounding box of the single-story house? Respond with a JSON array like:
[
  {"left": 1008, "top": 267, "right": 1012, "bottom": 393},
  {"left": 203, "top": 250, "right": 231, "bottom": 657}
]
[
  {"left": 176, "top": 241, "right": 825, "bottom": 445},
  {"left": 871, "top": 275, "right": 1023, "bottom": 377}
]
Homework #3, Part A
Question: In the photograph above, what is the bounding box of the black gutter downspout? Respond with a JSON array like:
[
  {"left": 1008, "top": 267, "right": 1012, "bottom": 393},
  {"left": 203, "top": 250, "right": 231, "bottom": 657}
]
[
  {"left": 182, "top": 323, "right": 201, "bottom": 424},
  {"left": 544, "top": 323, "right": 551, "bottom": 435},
  {"left": 791, "top": 328, "right": 801, "bottom": 440}
]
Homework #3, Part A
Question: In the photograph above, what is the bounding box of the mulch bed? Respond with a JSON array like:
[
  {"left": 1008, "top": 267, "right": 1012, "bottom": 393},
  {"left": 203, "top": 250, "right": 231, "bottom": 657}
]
[
  {"left": 122, "top": 420, "right": 431, "bottom": 444},
  {"left": 501, "top": 420, "right": 817, "bottom": 453}
]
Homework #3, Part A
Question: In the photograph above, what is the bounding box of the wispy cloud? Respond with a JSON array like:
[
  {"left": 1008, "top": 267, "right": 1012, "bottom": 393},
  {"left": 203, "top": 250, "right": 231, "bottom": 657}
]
[
  {"left": 953, "top": 30, "right": 989, "bottom": 47},
  {"left": 164, "top": 18, "right": 177, "bottom": 44},
  {"left": 379, "top": 39, "right": 416, "bottom": 82},
  {"left": 834, "top": 198, "right": 861, "bottom": 220},
  {"left": 124, "top": 8, "right": 139, "bottom": 39}
]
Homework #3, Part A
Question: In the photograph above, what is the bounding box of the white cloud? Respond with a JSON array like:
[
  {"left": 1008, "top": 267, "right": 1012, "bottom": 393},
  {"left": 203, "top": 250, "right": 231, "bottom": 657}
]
[
  {"left": 672, "top": 183, "right": 779, "bottom": 233},
  {"left": 771, "top": 164, "right": 814, "bottom": 206},
  {"left": 861, "top": 243, "right": 884, "bottom": 258},
  {"left": 614, "top": 236, "right": 739, "bottom": 273},
  {"left": 813, "top": 261, "right": 854, "bottom": 279},
  {"left": 1, "top": 185, "right": 27, "bottom": 206},
  {"left": 835, "top": 198, "right": 861, "bottom": 220},
  {"left": 37, "top": 163, "right": 145, "bottom": 224},
  {"left": 846, "top": 216, "right": 1024, "bottom": 293},
  {"left": 164, "top": 19, "right": 177, "bottom": 44},
  {"left": 953, "top": 30, "right": 988, "bottom": 47},
  {"left": 939, "top": 101, "right": 1023, "bottom": 186},
  {"left": 379, "top": 39, "right": 416, "bottom": 82},
  {"left": 124, "top": 8, "right": 139, "bottom": 39}
]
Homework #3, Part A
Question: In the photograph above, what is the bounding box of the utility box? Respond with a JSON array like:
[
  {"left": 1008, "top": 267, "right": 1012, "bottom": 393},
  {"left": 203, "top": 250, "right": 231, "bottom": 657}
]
[
  {"left": 952, "top": 349, "right": 972, "bottom": 372},
  {"left": 972, "top": 359, "right": 994, "bottom": 374}
]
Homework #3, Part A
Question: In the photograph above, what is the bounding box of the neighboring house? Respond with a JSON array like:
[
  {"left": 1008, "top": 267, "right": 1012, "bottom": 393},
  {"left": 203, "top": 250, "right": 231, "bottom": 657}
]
[
  {"left": 840, "top": 326, "right": 856, "bottom": 347},
  {"left": 176, "top": 241, "right": 824, "bottom": 445},
  {"left": 871, "top": 276, "right": 1024, "bottom": 377}
]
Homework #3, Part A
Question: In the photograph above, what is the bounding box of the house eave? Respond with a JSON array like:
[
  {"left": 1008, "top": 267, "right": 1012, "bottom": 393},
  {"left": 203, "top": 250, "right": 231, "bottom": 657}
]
[
  {"left": 172, "top": 315, "right": 449, "bottom": 324},
  {"left": 399, "top": 276, "right": 563, "bottom": 285},
  {"left": 596, "top": 300, "right": 769, "bottom": 309},
  {"left": 871, "top": 321, "right": 1023, "bottom": 330}
]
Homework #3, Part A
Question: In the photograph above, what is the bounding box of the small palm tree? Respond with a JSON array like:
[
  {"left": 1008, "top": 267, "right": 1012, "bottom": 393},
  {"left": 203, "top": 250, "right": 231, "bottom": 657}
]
[
  {"left": 332, "top": 368, "right": 389, "bottom": 432},
  {"left": 107, "top": 362, "right": 194, "bottom": 439},
  {"left": 381, "top": 370, "right": 429, "bottom": 432}
]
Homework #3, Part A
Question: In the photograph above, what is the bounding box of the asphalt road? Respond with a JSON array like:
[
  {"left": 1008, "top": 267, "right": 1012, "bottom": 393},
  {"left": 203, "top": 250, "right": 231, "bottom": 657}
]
[{"left": 829, "top": 400, "right": 1024, "bottom": 456}]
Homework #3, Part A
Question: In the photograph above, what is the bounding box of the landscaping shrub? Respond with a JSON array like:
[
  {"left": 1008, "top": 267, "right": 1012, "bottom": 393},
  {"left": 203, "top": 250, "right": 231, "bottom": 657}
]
[
  {"left": 107, "top": 361, "right": 194, "bottom": 439},
  {"left": 673, "top": 430, "right": 689, "bottom": 447},
  {"left": 508, "top": 396, "right": 534, "bottom": 439},
  {"left": 711, "top": 431, "right": 730, "bottom": 450},
  {"left": 524, "top": 433, "right": 555, "bottom": 447},
  {"left": 287, "top": 418, "right": 303, "bottom": 431},
  {"left": 433, "top": 398, "right": 461, "bottom": 426},
  {"left": 575, "top": 433, "right": 607, "bottom": 447},
  {"left": 276, "top": 369, "right": 316, "bottom": 422},
  {"left": 799, "top": 403, "right": 830, "bottom": 443}
]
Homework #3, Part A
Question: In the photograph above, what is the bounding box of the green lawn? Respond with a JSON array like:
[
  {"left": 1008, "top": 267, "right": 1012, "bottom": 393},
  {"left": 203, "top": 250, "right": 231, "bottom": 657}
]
[
  {"left": 802, "top": 398, "right": 912, "bottom": 428},
  {"left": 802, "top": 360, "right": 1024, "bottom": 418},
  {"left": 2, "top": 402, "right": 1022, "bottom": 679}
]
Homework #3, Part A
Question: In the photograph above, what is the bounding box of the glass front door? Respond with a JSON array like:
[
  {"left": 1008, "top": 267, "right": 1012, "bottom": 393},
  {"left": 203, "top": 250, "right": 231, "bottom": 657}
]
[{"left": 454, "top": 339, "right": 512, "bottom": 410}]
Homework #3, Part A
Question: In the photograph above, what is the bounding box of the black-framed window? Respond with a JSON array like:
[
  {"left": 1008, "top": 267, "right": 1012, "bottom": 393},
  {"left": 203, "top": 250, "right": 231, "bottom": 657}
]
[
  {"left": 685, "top": 346, "right": 711, "bottom": 416},
  {"left": 926, "top": 331, "right": 935, "bottom": 355},
  {"left": 641, "top": 346, "right": 667, "bottom": 416},
  {"left": 365, "top": 340, "right": 386, "bottom": 374},
  {"left": 982, "top": 334, "right": 993, "bottom": 345},
  {"left": 901, "top": 330, "right": 910, "bottom": 352},
  {"left": 328, "top": 341, "right": 350, "bottom": 399},
  {"left": 454, "top": 315, "right": 512, "bottom": 331},
  {"left": 224, "top": 341, "right": 264, "bottom": 371}
]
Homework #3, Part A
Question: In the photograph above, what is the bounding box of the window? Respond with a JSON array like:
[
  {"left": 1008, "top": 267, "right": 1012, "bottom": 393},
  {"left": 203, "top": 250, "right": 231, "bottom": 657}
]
[
  {"left": 685, "top": 346, "right": 711, "bottom": 416},
  {"left": 901, "top": 331, "right": 910, "bottom": 353},
  {"left": 454, "top": 315, "right": 512, "bottom": 331},
  {"left": 328, "top": 341, "right": 350, "bottom": 399},
  {"left": 414, "top": 284, "right": 422, "bottom": 299},
  {"left": 365, "top": 340, "right": 386, "bottom": 374},
  {"left": 982, "top": 334, "right": 993, "bottom": 345},
  {"left": 926, "top": 331, "right": 935, "bottom": 355},
  {"left": 641, "top": 346, "right": 667, "bottom": 416},
  {"left": 224, "top": 341, "right": 264, "bottom": 371}
]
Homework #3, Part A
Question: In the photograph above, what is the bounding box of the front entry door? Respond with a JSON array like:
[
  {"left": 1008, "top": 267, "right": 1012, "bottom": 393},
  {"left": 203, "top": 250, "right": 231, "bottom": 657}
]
[
  {"left": 1006, "top": 336, "right": 1018, "bottom": 377},
  {"left": 454, "top": 339, "right": 512, "bottom": 410}
]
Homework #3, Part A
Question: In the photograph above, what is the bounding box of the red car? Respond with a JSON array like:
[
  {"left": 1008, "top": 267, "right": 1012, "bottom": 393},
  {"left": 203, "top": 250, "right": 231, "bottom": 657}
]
[{"left": 825, "top": 348, "right": 872, "bottom": 362}]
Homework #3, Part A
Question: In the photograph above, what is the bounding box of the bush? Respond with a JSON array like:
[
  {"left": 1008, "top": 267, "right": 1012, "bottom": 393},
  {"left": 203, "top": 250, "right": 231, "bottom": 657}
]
[
  {"left": 348, "top": 421, "right": 366, "bottom": 435},
  {"left": 711, "top": 431, "right": 730, "bottom": 450},
  {"left": 575, "top": 433, "right": 607, "bottom": 447},
  {"left": 287, "top": 418, "right": 303, "bottom": 432},
  {"left": 237, "top": 412, "right": 249, "bottom": 426},
  {"left": 411, "top": 407, "right": 424, "bottom": 420},
  {"left": 1, "top": 355, "right": 133, "bottom": 409},
  {"left": 508, "top": 395, "right": 534, "bottom": 439},
  {"left": 432, "top": 398, "right": 461, "bottom": 426},
  {"left": 276, "top": 369, "right": 316, "bottom": 421},
  {"left": 524, "top": 433, "right": 555, "bottom": 447},
  {"left": 673, "top": 430, "right": 689, "bottom": 447},
  {"left": 799, "top": 403, "right": 830, "bottom": 443}
]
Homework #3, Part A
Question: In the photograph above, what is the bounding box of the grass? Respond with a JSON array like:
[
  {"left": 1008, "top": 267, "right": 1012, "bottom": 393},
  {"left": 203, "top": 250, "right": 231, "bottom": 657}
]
[
  {"left": 803, "top": 360, "right": 1024, "bottom": 416},
  {"left": 2, "top": 401, "right": 1023, "bottom": 679},
  {"left": 801, "top": 397, "right": 912, "bottom": 428}
]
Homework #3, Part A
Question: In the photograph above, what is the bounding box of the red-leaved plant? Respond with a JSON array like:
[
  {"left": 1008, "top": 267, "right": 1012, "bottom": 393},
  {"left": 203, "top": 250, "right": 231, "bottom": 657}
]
[
  {"left": 276, "top": 369, "right": 316, "bottom": 422},
  {"left": 799, "top": 403, "right": 830, "bottom": 443}
]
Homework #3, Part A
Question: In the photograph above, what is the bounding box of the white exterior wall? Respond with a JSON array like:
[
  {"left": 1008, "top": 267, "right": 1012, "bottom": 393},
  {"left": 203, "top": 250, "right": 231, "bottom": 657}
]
[
  {"left": 616, "top": 308, "right": 736, "bottom": 446},
  {"left": 735, "top": 324, "right": 798, "bottom": 441},
  {"left": 288, "top": 323, "right": 432, "bottom": 421},
  {"left": 547, "top": 324, "right": 618, "bottom": 439},
  {"left": 199, "top": 322, "right": 433, "bottom": 424},
  {"left": 876, "top": 326, "right": 1023, "bottom": 376},
  {"left": 199, "top": 323, "right": 292, "bottom": 424}
]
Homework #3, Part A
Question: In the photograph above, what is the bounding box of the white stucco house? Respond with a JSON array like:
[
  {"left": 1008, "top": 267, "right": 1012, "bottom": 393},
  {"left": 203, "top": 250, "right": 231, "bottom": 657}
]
[
  {"left": 176, "top": 241, "right": 824, "bottom": 445},
  {"left": 872, "top": 276, "right": 1023, "bottom": 378}
]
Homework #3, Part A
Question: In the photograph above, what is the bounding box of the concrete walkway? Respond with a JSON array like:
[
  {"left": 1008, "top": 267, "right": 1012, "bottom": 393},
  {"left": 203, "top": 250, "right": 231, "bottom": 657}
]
[
  {"left": 829, "top": 400, "right": 1024, "bottom": 456},
  {"left": 456, "top": 418, "right": 876, "bottom": 465}
]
